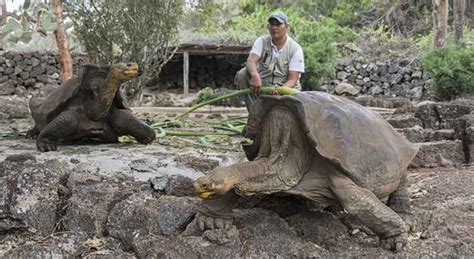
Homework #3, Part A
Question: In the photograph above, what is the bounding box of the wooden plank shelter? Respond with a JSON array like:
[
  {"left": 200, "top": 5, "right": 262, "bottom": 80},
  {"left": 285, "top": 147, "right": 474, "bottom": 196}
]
[{"left": 173, "top": 43, "right": 251, "bottom": 94}]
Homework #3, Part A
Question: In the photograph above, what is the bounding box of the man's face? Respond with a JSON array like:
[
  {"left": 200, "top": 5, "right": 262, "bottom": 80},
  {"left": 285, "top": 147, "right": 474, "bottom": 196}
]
[{"left": 267, "top": 18, "right": 288, "bottom": 39}]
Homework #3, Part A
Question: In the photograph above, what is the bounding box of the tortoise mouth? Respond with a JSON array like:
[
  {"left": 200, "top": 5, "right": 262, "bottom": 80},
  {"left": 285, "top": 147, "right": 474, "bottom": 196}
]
[
  {"left": 124, "top": 66, "right": 139, "bottom": 78},
  {"left": 196, "top": 189, "right": 216, "bottom": 199},
  {"left": 194, "top": 181, "right": 218, "bottom": 199}
]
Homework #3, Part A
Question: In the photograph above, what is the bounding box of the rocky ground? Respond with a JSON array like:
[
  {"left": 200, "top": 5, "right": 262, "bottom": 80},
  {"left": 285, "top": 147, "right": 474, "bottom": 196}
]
[{"left": 0, "top": 95, "right": 473, "bottom": 258}]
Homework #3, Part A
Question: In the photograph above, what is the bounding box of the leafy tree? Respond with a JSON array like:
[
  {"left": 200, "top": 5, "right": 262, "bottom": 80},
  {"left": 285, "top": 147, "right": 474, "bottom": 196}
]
[
  {"left": 53, "top": 0, "right": 73, "bottom": 80},
  {"left": 2, "top": 1, "right": 61, "bottom": 46},
  {"left": 64, "top": 0, "right": 184, "bottom": 99}
]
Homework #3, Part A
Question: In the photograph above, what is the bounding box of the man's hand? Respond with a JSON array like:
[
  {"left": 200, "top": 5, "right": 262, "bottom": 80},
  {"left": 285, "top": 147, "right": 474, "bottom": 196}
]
[
  {"left": 250, "top": 74, "right": 262, "bottom": 95},
  {"left": 246, "top": 53, "right": 261, "bottom": 95}
]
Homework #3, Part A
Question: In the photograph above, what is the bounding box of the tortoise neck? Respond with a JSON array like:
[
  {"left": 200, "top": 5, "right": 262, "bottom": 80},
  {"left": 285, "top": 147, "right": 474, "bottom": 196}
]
[{"left": 96, "top": 72, "right": 124, "bottom": 119}]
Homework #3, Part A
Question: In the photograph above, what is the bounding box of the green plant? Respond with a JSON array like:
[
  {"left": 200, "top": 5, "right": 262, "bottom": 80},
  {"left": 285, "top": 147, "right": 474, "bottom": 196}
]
[
  {"left": 65, "top": 0, "right": 184, "bottom": 100},
  {"left": 421, "top": 45, "right": 474, "bottom": 100},
  {"left": 297, "top": 17, "right": 357, "bottom": 90}
]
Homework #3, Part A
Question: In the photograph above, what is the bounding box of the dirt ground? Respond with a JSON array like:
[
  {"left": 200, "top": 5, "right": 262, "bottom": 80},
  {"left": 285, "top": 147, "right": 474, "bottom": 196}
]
[{"left": 325, "top": 165, "right": 474, "bottom": 257}]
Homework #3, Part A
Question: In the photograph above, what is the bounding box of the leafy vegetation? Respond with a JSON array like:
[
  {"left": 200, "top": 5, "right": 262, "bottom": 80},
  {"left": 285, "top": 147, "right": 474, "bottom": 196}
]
[
  {"left": 2, "top": 0, "right": 472, "bottom": 99},
  {"left": 421, "top": 44, "right": 474, "bottom": 100},
  {"left": 297, "top": 18, "right": 357, "bottom": 89},
  {"left": 64, "top": 0, "right": 184, "bottom": 99}
]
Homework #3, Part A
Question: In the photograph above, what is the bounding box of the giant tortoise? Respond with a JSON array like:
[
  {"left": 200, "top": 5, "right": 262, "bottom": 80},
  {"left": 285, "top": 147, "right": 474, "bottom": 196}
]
[
  {"left": 193, "top": 91, "right": 418, "bottom": 251},
  {"left": 27, "top": 62, "right": 155, "bottom": 152}
]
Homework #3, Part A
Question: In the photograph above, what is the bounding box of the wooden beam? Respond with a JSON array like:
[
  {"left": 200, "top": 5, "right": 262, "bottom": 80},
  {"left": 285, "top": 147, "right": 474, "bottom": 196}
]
[{"left": 183, "top": 51, "right": 189, "bottom": 95}]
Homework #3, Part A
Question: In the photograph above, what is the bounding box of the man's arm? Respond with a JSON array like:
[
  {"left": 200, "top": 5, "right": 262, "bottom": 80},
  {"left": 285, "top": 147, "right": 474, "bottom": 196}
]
[
  {"left": 282, "top": 70, "right": 300, "bottom": 88},
  {"left": 284, "top": 45, "right": 304, "bottom": 88},
  {"left": 246, "top": 53, "right": 262, "bottom": 91}
]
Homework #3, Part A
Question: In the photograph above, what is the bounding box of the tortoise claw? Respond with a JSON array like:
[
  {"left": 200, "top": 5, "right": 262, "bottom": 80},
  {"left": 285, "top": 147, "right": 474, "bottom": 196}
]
[
  {"left": 26, "top": 128, "right": 39, "bottom": 139},
  {"left": 380, "top": 232, "right": 408, "bottom": 252},
  {"left": 196, "top": 212, "right": 233, "bottom": 231},
  {"left": 36, "top": 139, "right": 57, "bottom": 152}
]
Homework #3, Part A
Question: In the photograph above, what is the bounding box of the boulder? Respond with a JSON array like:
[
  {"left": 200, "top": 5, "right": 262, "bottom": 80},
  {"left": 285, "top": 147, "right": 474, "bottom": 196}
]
[
  {"left": 334, "top": 82, "right": 361, "bottom": 96},
  {"left": 149, "top": 174, "right": 195, "bottom": 197},
  {"left": 62, "top": 168, "right": 140, "bottom": 237},
  {"left": 415, "top": 102, "right": 472, "bottom": 130},
  {"left": 0, "top": 96, "right": 29, "bottom": 119},
  {"left": 234, "top": 208, "right": 327, "bottom": 257},
  {"left": 386, "top": 114, "right": 423, "bottom": 129},
  {"left": 0, "top": 81, "right": 15, "bottom": 95},
  {"left": 107, "top": 193, "right": 199, "bottom": 250},
  {"left": 410, "top": 140, "right": 465, "bottom": 168},
  {"left": 0, "top": 156, "right": 68, "bottom": 236}
]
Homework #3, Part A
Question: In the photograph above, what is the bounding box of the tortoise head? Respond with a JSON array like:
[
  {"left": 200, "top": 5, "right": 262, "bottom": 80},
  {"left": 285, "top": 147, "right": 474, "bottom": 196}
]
[
  {"left": 193, "top": 167, "right": 238, "bottom": 199},
  {"left": 109, "top": 62, "right": 139, "bottom": 82}
]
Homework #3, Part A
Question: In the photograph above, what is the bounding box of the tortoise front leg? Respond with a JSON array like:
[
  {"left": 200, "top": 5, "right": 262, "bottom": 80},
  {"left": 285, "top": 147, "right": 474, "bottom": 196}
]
[
  {"left": 36, "top": 110, "right": 80, "bottom": 152},
  {"left": 329, "top": 171, "right": 408, "bottom": 251},
  {"left": 110, "top": 109, "right": 155, "bottom": 144},
  {"left": 26, "top": 125, "right": 40, "bottom": 139}
]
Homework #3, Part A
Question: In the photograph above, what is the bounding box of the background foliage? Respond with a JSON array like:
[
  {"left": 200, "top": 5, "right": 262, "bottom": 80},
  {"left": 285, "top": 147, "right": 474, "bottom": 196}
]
[
  {"left": 2, "top": 0, "right": 473, "bottom": 100},
  {"left": 64, "top": 0, "right": 184, "bottom": 99},
  {"left": 421, "top": 44, "right": 474, "bottom": 100}
]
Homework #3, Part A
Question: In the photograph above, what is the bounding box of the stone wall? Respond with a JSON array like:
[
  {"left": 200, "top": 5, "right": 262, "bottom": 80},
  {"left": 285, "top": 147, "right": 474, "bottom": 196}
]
[
  {"left": 0, "top": 51, "right": 432, "bottom": 101},
  {"left": 323, "top": 57, "right": 430, "bottom": 101},
  {"left": 0, "top": 51, "right": 87, "bottom": 97}
]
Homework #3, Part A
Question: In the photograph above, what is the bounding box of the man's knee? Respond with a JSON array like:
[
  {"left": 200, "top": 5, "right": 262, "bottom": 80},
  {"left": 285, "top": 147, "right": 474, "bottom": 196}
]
[{"left": 234, "top": 67, "right": 250, "bottom": 88}]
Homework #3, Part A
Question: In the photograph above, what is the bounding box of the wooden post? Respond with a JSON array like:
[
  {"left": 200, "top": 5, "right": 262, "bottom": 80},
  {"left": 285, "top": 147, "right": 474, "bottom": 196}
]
[{"left": 183, "top": 51, "right": 189, "bottom": 95}]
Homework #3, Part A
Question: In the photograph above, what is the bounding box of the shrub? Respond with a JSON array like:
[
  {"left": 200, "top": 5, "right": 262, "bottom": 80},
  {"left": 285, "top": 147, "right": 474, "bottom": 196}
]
[
  {"left": 421, "top": 45, "right": 474, "bottom": 100},
  {"left": 297, "top": 18, "right": 357, "bottom": 90}
]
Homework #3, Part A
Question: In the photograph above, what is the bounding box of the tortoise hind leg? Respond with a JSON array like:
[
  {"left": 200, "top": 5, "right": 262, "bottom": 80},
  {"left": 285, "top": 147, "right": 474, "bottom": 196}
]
[
  {"left": 387, "top": 175, "right": 411, "bottom": 214},
  {"left": 387, "top": 175, "right": 417, "bottom": 232},
  {"left": 329, "top": 171, "right": 408, "bottom": 251},
  {"left": 36, "top": 110, "right": 80, "bottom": 152},
  {"left": 110, "top": 109, "right": 155, "bottom": 144}
]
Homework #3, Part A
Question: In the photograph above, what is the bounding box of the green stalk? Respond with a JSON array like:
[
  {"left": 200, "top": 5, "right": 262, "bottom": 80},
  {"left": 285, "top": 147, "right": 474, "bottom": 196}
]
[
  {"left": 164, "top": 130, "right": 238, "bottom": 137},
  {"left": 174, "top": 86, "right": 298, "bottom": 120}
]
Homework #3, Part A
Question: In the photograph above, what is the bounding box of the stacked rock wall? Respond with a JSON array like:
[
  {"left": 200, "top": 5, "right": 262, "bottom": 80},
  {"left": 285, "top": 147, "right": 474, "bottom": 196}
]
[
  {"left": 323, "top": 57, "right": 430, "bottom": 101},
  {"left": 0, "top": 51, "right": 433, "bottom": 100},
  {"left": 0, "top": 51, "right": 87, "bottom": 97}
]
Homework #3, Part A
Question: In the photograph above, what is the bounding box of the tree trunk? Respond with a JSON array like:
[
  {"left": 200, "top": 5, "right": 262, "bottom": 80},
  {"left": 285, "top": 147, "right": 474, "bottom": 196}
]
[
  {"left": 53, "top": 0, "right": 73, "bottom": 81},
  {"left": 453, "top": 0, "right": 465, "bottom": 44},
  {"left": 0, "top": 0, "right": 7, "bottom": 50},
  {"left": 432, "top": 0, "right": 449, "bottom": 48}
]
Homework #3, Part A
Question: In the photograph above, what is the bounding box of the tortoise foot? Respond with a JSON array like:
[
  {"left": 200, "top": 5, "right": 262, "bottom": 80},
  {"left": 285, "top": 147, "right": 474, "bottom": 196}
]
[
  {"left": 196, "top": 211, "right": 233, "bottom": 231},
  {"left": 36, "top": 139, "right": 57, "bottom": 152},
  {"left": 380, "top": 232, "right": 408, "bottom": 252},
  {"left": 136, "top": 134, "right": 155, "bottom": 144}
]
